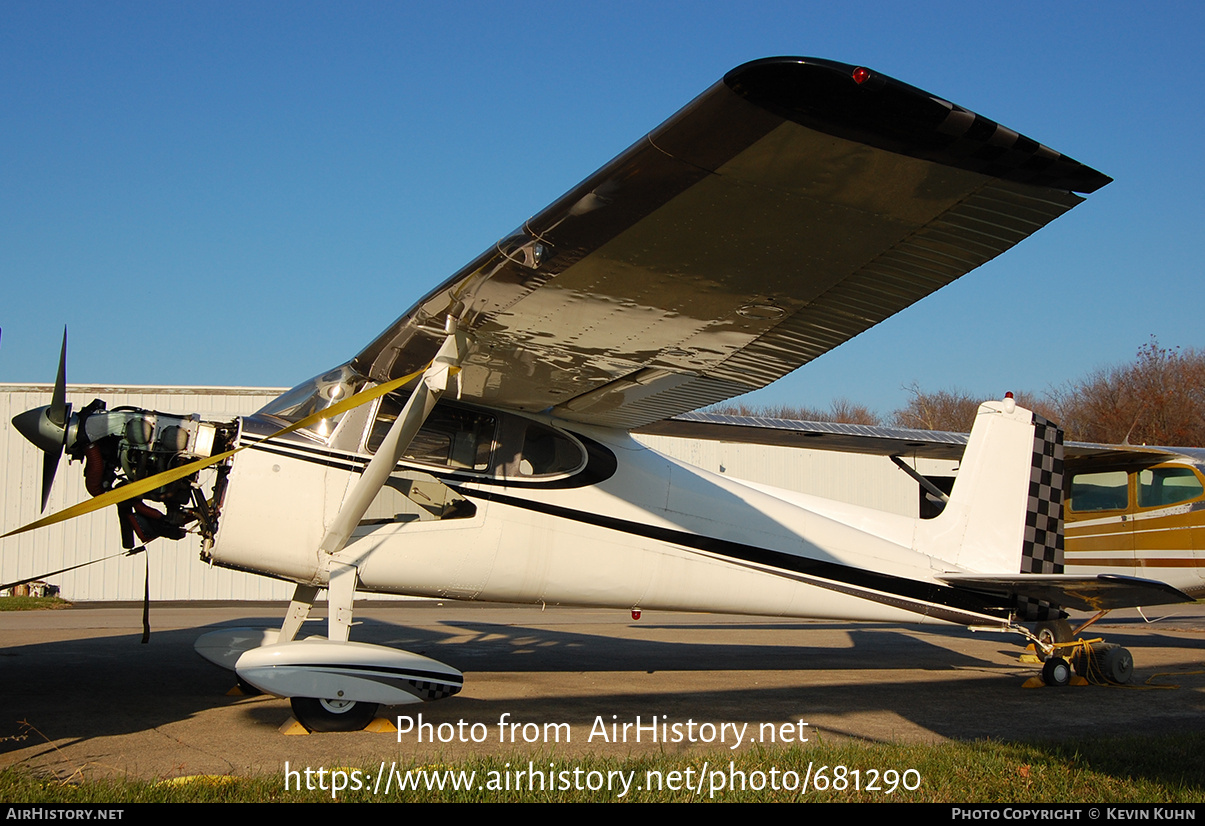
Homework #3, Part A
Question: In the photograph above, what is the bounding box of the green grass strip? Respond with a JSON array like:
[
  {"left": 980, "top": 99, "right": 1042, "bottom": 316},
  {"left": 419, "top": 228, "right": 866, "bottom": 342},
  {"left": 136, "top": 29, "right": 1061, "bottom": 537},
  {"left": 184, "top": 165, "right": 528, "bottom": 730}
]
[{"left": 3, "top": 733, "right": 1203, "bottom": 803}]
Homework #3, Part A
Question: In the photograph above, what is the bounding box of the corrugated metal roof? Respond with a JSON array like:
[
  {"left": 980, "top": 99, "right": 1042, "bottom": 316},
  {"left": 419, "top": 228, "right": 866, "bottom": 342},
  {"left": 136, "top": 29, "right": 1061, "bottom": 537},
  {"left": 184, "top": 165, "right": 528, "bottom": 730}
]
[
  {"left": 638, "top": 411, "right": 1205, "bottom": 466},
  {"left": 638, "top": 412, "right": 970, "bottom": 459}
]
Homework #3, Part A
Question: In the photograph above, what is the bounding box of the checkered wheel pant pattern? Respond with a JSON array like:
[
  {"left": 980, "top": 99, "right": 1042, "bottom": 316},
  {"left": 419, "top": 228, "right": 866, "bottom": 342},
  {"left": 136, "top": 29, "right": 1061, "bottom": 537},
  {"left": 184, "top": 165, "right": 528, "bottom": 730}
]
[{"left": 407, "top": 678, "right": 463, "bottom": 701}]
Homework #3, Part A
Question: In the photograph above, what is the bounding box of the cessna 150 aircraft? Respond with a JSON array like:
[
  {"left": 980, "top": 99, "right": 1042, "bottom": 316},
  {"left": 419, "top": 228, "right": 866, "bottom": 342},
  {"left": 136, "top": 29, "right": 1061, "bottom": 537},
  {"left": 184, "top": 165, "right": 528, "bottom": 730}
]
[{"left": 10, "top": 57, "right": 1193, "bottom": 731}]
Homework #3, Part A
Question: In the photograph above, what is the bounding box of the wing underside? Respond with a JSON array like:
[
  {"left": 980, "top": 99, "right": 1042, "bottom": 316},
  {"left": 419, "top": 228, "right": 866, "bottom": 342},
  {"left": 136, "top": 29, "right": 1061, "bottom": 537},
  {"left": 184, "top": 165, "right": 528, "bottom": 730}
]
[
  {"left": 942, "top": 573, "right": 1194, "bottom": 613},
  {"left": 355, "top": 57, "right": 1109, "bottom": 428}
]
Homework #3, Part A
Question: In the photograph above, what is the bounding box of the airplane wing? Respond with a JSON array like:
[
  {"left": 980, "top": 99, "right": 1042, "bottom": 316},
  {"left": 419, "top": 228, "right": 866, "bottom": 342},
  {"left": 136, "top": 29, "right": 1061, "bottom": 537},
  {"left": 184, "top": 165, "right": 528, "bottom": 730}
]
[
  {"left": 637, "top": 412, "right": 973, "bottom": 459},
  {"left": 940, "top": 573, "right": 1194, "bottom": 612},
  {"left": 639, "top": 413, "right": 1205, "bottom": 467},
  {"left": 354, "top": 57, "right": 1110, "bottom": 429}
]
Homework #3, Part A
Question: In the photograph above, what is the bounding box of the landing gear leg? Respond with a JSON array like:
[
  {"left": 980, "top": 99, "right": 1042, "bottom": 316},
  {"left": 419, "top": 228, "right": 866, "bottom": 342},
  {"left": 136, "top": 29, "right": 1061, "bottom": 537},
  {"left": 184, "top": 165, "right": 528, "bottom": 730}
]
[
  {"left": 287, "top": 561, "right": 380, "bottom": 732},
  {"left": 327, "top": 561, "right": 356, "bottom": 643},
  {"left": 279, "top": 584, "right": 319, "bottom": 643}
]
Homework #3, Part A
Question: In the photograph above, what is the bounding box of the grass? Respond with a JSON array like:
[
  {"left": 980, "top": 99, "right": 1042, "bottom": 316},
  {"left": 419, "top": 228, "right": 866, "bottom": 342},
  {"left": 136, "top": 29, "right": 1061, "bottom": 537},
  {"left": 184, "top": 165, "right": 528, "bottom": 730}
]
[
  {"left": 3, "top": 733, "right": 1203, "bottom": 802},
  {"left": 0, "top": 596, "right": 72, "bottom": 611}
]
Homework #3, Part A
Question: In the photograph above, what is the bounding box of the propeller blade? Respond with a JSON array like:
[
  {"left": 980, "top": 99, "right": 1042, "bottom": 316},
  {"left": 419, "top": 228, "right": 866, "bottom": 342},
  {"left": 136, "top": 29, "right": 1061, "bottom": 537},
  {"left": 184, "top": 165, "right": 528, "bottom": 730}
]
[
  {"left": 11, "top": 328, "right": 72, "bottom": 512},
  {"left": 41, "top": 327, "right": 69, "bottom": 510},
  {"left": 48, "top": 328, "right": 68, "bottom": 427},
  {"left": 39, "top": 443, "right": 62, "bottom": 512}
]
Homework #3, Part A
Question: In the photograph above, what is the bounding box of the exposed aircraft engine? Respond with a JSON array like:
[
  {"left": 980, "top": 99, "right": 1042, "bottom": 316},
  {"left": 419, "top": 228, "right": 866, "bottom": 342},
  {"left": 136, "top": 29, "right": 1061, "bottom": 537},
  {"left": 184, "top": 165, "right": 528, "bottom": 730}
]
[
  {"left": 90, "top": 404, "right": 223, "bottom": 481},
  {"left": 65, "top": 400, "right": 238, "bottom": 547},
  {"left": 10, "top": 331, "right": 240, "bottom": 548}
]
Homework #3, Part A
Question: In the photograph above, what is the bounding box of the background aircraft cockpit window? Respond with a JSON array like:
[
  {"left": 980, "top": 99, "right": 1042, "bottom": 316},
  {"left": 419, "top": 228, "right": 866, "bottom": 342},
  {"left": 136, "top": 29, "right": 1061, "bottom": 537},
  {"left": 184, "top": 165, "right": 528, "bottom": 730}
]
[
  {"left": 1068, "top": 470, "right": 1129, "bottom": 512},
  {"left": 1138, "top": 466, "right": 1205, "bottom": 508},
  {"left": 367, "top": 395, "right": 495, "bottom": 472},
  {"left": 257, "top": 363, "right": 366, "bottom": 439}
]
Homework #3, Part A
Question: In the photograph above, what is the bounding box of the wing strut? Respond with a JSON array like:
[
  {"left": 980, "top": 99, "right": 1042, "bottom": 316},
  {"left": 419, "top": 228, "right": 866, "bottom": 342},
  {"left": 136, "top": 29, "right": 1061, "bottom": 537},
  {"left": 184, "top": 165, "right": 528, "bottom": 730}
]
[
  {"left": 889, "top": 455, "right": 950, "bottom": 504},
  {"left": 319, "top": 317, "right": 469, "bottom": 642}
]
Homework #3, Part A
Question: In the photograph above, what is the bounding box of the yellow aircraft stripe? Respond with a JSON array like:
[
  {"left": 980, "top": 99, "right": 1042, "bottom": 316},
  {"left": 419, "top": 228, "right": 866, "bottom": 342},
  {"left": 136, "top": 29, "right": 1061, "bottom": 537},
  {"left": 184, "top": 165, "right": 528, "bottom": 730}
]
[
  {"left": 2, "top": 365, "right": 440, "bottom": 539},
  {"left": 1065, "top": 557, "right": 1205, "bottom": 568}
]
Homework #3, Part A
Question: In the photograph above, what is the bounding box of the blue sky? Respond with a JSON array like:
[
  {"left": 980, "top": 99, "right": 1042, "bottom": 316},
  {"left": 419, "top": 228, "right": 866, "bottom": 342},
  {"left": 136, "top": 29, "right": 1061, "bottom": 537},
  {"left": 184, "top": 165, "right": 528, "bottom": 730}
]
[{"left": 3, "top": 1, "right": 1203, "bottom": 417}]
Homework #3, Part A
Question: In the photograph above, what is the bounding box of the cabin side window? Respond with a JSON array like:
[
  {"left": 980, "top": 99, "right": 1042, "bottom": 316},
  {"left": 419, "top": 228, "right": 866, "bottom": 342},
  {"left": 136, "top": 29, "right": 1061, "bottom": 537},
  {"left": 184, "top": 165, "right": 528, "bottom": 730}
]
[
  {"left": 1068, "top": 470, "right": 1129, "bottom": 512},
  {"left": 367, "top": 395, "right": 495, "bottom": 472},
  {"left": 365, "top": 394, "right": 585, "bottom": 480},
  {"left": 493, "top": 416, "right": 586, "bottom": 479},
  {"left": 1137, "top": 466, "right": 1205, "bottom": 509}
]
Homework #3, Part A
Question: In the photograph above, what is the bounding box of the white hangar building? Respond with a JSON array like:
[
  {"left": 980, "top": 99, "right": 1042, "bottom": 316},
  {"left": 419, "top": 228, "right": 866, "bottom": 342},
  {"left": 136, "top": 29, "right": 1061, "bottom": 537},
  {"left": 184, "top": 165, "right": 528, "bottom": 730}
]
[{"left": 1, "top": 384, "right": 958, "bottom": 601}]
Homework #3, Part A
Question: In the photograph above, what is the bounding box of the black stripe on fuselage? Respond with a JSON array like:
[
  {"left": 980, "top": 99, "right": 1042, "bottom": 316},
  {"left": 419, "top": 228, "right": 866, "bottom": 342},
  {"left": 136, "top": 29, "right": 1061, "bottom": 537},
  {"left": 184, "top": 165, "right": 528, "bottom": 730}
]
[
  {"left": 236, "top": 432, "right": 1011, "bottom": 624},
  {"left": 465, "top": 488, "right": 1012, "bottom": 624}
]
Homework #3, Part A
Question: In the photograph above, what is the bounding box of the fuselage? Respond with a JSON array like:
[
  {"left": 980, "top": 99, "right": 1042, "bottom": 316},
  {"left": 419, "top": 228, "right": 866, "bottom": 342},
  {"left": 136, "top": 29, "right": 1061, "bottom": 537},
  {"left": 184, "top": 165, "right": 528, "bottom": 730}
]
[
  {"left": 1064, "top": 455, "right": 1205, "bottom": 599},
  {"left": 207, "top": 397, "right": 1015, "bottom": 629}
]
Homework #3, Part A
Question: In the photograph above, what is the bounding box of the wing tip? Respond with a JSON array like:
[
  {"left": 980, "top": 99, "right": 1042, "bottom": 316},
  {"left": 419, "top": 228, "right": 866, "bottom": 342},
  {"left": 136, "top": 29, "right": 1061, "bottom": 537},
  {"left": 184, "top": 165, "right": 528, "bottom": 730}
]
[{"left": 724, "top": 56, "right": 1111, "bottom": 195}]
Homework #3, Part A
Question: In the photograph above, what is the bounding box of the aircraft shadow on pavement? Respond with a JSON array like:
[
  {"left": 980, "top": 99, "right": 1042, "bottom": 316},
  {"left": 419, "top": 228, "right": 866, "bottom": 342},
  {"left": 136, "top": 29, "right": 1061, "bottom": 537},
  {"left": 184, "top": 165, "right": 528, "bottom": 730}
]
[{"left": 2, "top": 608, "right": 1202, "bottom": 759}]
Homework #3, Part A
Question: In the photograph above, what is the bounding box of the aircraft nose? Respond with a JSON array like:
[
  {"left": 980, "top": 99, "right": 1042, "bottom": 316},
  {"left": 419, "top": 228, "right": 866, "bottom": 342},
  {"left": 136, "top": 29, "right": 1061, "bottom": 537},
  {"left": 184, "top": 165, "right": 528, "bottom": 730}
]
[{"left": 12, "top": 405, "right": 66, "bottom": 454}]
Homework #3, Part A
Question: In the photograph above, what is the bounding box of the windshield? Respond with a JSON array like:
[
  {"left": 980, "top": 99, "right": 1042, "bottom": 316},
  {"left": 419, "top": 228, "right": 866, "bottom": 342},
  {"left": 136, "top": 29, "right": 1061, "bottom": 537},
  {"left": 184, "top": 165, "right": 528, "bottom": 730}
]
[{"left": 257, "top": 363, "right": 366, "bottom": 439}]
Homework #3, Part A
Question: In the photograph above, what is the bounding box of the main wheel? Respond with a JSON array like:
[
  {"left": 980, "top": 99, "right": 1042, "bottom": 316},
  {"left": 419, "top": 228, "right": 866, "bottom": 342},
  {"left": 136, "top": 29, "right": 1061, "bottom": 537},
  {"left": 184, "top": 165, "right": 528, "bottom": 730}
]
[
  {"left": 1036, "top": 622, "right": 1074, "bottom": 660},
  {"left": 1042, "top": 656, "right": 1072, "bottom": 687},
  {"left": 290, "top": 696, "right": 380, "bottom": 732},
  {"left": 1034, "top": 619, "right": 1074, "bottom": 660}
]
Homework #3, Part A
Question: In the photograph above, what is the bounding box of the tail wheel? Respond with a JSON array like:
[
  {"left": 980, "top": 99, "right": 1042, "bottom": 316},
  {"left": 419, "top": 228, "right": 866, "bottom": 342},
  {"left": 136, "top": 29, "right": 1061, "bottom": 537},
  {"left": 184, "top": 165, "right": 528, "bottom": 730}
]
[
  {"left": 1041, "top": 656, "right": 1072, "bottom": 687},
  {"left": 290, "top": 696, "right": 380, "bottom": 732}
]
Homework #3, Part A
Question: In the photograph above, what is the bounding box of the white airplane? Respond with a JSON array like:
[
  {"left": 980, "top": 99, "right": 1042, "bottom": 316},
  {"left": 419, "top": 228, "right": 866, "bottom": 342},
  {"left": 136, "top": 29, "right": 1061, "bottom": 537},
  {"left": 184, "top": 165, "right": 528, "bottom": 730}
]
[{"left": 10, "top": 57, "right": 1190, "bottom": 731}]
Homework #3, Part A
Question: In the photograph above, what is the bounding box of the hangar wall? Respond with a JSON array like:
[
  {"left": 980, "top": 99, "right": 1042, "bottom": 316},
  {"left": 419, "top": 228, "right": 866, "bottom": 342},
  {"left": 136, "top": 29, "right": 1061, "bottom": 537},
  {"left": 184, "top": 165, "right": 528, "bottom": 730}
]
[
  {"left": 2, "top": 384, "right": 934, "bottom": 601},
  {"left": 1, "top": 384, "right": 290, "bottom": 601},
  {"left": 632, "top": 433, "right": 942, "bottom": 516}
]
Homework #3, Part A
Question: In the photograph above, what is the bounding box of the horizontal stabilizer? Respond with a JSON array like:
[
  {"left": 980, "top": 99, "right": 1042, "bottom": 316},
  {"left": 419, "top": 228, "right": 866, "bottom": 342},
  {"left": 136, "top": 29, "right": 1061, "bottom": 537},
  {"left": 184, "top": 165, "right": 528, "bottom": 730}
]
[{"left": 941, "top": 573, "right": 1193, "bottom": 612}]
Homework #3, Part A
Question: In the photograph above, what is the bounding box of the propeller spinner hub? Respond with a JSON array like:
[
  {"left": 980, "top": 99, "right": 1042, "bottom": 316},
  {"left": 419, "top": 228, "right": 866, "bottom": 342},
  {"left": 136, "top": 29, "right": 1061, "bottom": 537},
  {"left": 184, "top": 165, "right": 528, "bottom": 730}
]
[{"left": 12, "top": 403, "right": 73, "bottom": 455}]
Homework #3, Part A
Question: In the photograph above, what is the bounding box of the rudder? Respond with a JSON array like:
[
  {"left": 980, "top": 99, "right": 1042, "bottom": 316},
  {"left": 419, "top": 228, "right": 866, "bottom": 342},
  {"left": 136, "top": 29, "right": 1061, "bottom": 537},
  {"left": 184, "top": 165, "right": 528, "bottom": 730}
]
[{"left": 920, "top": 399, "right": 1064, "bottom": 603}]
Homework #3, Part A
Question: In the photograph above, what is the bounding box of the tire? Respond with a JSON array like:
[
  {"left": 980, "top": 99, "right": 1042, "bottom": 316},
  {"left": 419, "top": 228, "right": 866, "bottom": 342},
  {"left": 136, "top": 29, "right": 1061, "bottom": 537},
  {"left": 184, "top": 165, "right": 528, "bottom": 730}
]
[
  {"left": 1035, "top": 619, "right": 1073, "bottom": 644},
  {"left": 290, "top": 696, "right": 380, "bottom": 732},
  {"left": 1033, "top": 619, "right": 1074, "bottom": 661},
  {"left": 1042, "top": 656, "right": 1072, "bottom": 687}
]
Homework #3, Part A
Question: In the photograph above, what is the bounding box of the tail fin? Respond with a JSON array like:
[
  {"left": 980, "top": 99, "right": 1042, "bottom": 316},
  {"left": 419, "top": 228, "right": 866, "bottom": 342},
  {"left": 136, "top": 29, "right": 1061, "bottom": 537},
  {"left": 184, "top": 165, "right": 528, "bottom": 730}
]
[{"left": 921, "top": 399, "right": 1064, "bottom": 584}]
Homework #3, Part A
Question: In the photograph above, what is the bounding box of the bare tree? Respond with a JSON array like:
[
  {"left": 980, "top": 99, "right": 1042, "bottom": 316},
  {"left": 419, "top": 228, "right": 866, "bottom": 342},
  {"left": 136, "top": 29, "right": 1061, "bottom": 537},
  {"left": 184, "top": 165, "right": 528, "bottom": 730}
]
[
  {"left": 891, "top": 384, "right": 984, "bottom": 432},
  {"left": 1048, "top": 339, "right": 1205, "bottom": 446},
  {"left": 824, "top": 398, "right": 882, "bottom": 426},
  {"left": 714, "top": 340, "right": 1205, "bottom": 445},
  {"left": 710, "top": 397, "right": 882, "bottom": 425}
]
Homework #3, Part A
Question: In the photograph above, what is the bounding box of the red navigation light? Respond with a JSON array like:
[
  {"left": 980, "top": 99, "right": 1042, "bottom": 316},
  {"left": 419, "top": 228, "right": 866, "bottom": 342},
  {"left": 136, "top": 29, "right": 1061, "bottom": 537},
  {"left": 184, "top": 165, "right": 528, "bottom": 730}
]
[
  {"left": 1005, "top": 391, "right": 1014, "bottom": 399},
  {"left": 851, "top": 67, "right": 870, "bottom": 85}
]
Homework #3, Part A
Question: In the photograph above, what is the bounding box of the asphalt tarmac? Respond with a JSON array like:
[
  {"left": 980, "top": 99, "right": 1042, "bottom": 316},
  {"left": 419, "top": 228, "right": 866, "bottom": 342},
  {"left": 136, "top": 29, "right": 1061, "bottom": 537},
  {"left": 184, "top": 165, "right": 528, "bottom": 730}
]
[{"left": 1, "top": 601, "right": 1202, "bottom": 782}]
